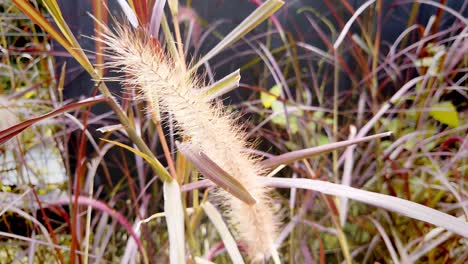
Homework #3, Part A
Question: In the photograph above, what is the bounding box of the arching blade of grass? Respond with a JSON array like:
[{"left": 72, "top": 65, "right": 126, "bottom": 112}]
[
  {"left": 117, "top": 0, "right": 139, "bottom": 28},
  {"left": 0, "top": 96, "right": 107, "bottom": 144},
  {"left": 201, "top": 202, "right": 245, "bottom": 264},
  {"left": 163, "top": 180, "right": 186, "bottom": 264},
  {"left": 193, "top": 0, "right": 284, "bottom": 69},
  {"left": 42, "top": 0, "right": 79, "bottom": 45},
  {"left": 261, "top": 177, "right": 468, "bottom": 238},
  {"left": 177, "top": 142, "right": 257, "bottom": 206},
  {"left": 261, "top": 131, "right": 392, "bottom": 168},
  {"left": 13, "top": 0, "right": 94, "bottom": 74},
  {"left": 333, "top": 0, "right": 376, "bottom": 50},
  {"left": 100, "top": 139, "right": 172, "bottom": 182}
]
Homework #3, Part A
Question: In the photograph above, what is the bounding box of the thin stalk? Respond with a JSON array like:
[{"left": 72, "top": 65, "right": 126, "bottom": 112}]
[
  {"left": 155, "top": 121, "right": 178, "bottom": 180},
  {"left": 321, "top": 194, "right": 352, "bottom": 264},
  {"left": 168, "top": 0, "right": 186, "bottom": 67},
  {"left": 332, "top": 44, "right": 352, "bottom": 264},
  {"left": 333, "top": 50, "right": 339, "bottom": 183},
  {"left": 371, "top": 0, "right": 382, "bottom": 107}
]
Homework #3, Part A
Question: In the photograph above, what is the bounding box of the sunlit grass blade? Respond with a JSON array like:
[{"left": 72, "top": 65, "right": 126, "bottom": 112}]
[
  {"left": 194, "top": 257, "right": 216, "bottom": 264},
  {"left": 202, "top": 69, "right": 241, "bottom": 100},
  {"left": 333, "top": 0, "right": 376, "bottom": 49},
  {"left": 163, "top": 180, "right": 186, "bottom": 264},
  {"left": 261, "top": 132, "right": 392, "bottom": 168},
  {"left": 261, "top": 177, "right": 468, "bottom": 238},
  {"left": 128, "top": 0, "right": 148, "bottom": 24},
  {"left": 202, "top": 202, "right": 245, "bottom": 264},
  {"left": 42, "top": 0, "right": 96, "bottom": 73},
  {"left": 193, "top": 0, "right": 284, "bottom": 69},
  {"left": 0, "top": 96, "right": 107, "bottom": 144},
  {"left": 42, "top": 0, "right": 78, "bottom": 45},
  {"left": 13, "top": 0, "right": 94, "bottom": 74},
  {"left": 100, "top": 139, "right": 172, "bottom": 182},
  {"left": 149, "top": 0, "right": 167, "bottom": 36},
  {"left": 117, "top": 0, "right": 139, "bottom": 28},
  {"left": 176, "top": 142, "right": 257, "bottom": 205},
  {"left": 167, "top": 0, "right": 179, "bottom": 16}
]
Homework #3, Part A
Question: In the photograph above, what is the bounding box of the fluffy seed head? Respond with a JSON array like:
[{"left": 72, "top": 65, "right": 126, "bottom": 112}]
[{"left": 99, "top": 24, "right": 280, "bottom": 261}]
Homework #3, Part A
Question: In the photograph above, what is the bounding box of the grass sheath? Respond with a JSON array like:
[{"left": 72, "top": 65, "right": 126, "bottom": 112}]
[{"left": 99, "top": 24, "right": 280, "bottom": 261}]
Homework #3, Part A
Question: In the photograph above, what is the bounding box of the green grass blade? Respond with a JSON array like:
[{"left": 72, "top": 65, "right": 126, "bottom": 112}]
[
  {"left": 193, "top": 0, "right": 284, "bottom": 69},
  {"left": 13, "top": 0, "right": 94, "bottom": 74},
  {"left": 42, "top": 0, "right": 77, "bottom": 45},
  {"left": 202, "top": 69, "right": 241, "bottom": 100},
  {"left": 100, "top": 139, "right": 172, "bottom": 182}
]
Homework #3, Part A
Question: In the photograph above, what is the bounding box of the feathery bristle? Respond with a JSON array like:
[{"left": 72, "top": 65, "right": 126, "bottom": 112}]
[{"left": 99, "top": 24, "right": 280, "bottom": 261}]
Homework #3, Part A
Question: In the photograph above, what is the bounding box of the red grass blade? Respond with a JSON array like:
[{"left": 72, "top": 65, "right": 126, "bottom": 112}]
[{"left": 0, "top": 96, "right": 107, "bottom": 144}]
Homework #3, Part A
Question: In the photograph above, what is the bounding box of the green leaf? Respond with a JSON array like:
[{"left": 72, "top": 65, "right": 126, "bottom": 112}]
[
  {"left": 317, "top": 134, "right": 330, "bottom": 146},
  {"left": 429, "top": 101, "right": 459, "bottom": 127},
  {"left": 271, "top": 101, "right": 301, "bottom": 134},
  {"left": 100, "top": 139, "right": 172, "bottom": 182},
  {"left": 261, "top": 85, "right": 281, "bottom": 108},
  {"left": 202, "top": 69, "right": 241, "bottom": 100}
]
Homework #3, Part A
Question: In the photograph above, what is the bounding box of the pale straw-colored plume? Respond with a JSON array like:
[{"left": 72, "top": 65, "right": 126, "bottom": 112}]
[{"left": 98, "top": 24, "right": 280, "bottom": 261}]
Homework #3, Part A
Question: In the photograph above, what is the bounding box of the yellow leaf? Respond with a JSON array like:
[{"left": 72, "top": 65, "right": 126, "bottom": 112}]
[
  {"left": 430, "top": 101, "right": 459, "bottom": 127},
  {"left": 261, "top": 84, "right": 281, "bottom": 108},
  {"left": 100, "top": 138, "right": 172, "bottom": 182}
]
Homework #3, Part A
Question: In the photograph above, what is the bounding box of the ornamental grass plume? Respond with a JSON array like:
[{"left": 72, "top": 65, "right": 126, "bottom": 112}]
[{"left": 98, "top": 23, "right": 280, "bottom": 261}]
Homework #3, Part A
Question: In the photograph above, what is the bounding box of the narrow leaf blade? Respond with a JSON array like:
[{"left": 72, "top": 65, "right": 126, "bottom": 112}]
[
  {"left": 202, "top": 69, "right": 241, "bottom": 100},
  {"left": 164, "top": 180, "right": 186, "bottom": 264},
  {"left": 117, "top": 0, "right": 139, "bottom": 28},
  {"left": 261, "top": 131, "right": 392, "bottom": 168},
  {"left": 13, "top": 0, "right": 95, "bottom": 74},
  {"left": 176, "top": 142, "right": 257, "bottom": 205},
  {"left": 100, "top": 139, "right": 172, "bottom": 181},
  {"left": 262, "top": 177, "right": 468, "bottom": 238},
  {"left": 0, "top": 96, "right": 106, "bottom": 144},
  {"left": 202, "top": 202, "right": 245, "bottom": 263},
  {"left": 194, "top": 0, "right": 284, "bottom": 68}
]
